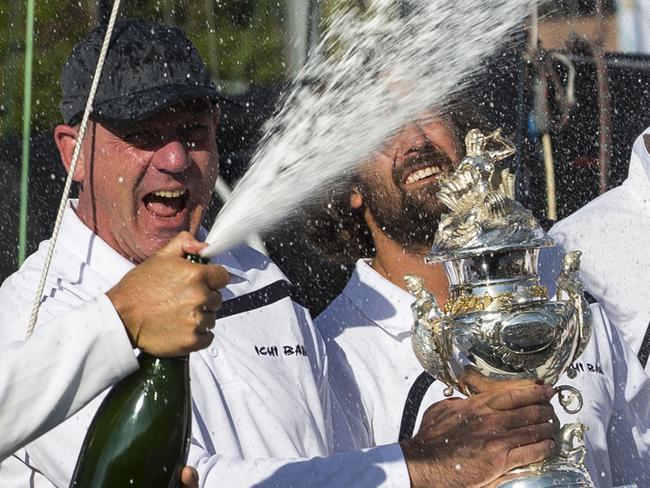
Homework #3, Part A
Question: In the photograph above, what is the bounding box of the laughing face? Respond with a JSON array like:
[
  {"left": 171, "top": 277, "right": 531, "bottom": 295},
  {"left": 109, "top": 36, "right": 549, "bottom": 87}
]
[
  {"left": 358, "top": 117, "right": 460, "bottom": 252},
  {"left": 56, "top": 100, "right": 219, "bottom": 263}
]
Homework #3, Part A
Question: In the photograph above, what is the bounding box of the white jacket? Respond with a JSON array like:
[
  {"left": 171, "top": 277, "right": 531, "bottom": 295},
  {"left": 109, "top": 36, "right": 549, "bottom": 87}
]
[
  {"left": 550, "top": 128, "right": 650, "bottom": 371},
  {"left": 0, "top": 202, "right": 408, "bottom": 488},
  {"left": 316, "top": 259, "right": 650, "bottom": 488},
  {"left": 0, "top": 296, "right": 137, "bottom": 461}
]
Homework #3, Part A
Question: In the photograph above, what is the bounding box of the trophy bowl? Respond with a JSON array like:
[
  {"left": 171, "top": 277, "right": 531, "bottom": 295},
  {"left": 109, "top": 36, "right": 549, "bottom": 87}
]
[{"left": 405, "top": 129, "right": 594, "bottom": 487}]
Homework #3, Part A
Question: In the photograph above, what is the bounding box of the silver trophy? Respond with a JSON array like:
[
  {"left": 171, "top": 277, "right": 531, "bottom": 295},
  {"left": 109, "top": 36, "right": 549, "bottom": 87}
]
[{"left": 405, "top": 128, "right": 594, "bottom": 487}]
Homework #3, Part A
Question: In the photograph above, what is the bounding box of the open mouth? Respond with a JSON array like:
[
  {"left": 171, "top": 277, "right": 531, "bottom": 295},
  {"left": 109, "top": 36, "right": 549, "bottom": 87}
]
[
  {"left": 398, "top": 145, "right": 454, "bottom": 188},
  {"left": 143, "top": 189, "right": 189, "bottom": 218},
  {"left": 404, "top": 164, "right": 443, "bottom": 185}
]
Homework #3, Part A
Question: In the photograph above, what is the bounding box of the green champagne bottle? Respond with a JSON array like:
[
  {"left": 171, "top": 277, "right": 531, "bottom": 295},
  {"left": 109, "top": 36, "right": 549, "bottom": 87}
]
[{"left": 70, "top": 353, "right": 191, "bottom": 488}]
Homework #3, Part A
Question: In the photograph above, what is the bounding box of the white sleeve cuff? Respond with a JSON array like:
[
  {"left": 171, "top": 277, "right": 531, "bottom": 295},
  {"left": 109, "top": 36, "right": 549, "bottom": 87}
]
[{"left": 362, "top": 442, "right": 411, "bottom": 488}]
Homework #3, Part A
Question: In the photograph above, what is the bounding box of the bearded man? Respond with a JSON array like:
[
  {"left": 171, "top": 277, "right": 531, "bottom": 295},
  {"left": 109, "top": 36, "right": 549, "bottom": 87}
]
[{"left": 307, "top": 101, "right": 650, "bottom": 487}]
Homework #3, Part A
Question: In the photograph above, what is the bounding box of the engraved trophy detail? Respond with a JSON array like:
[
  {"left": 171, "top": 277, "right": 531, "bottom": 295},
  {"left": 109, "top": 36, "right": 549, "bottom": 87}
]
[{"left": 405, "top": 129, "right": 594, "bottom": 487}]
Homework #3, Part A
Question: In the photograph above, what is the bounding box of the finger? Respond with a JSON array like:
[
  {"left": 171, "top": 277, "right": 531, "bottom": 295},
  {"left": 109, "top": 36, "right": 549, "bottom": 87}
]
[
  {"left": 184, "top": 322, "right": 215, "bottom": 354},
  {"left": 550, "top": 413, "right": 561, "bottom": 438},
  {"left": 483, "top": 384, "right": 554, "bottom": 411},
  {"left": 203, "top": 290, "right": 223, "bottom": 314},
  {"left": 180, "top": 466, "right": 199, "bottom": 488},
  {"left": 157, "top": 231, "right": 201, "bottom": 258},
  {"left": 486, "top": 404, "right": 555, "bottom": 431},
  {"left": 203, "top": 264, "right": 230, "bottom": 291},
  {"left": 183, "top": 240, "right": 208, "bottom": 256},
  {"left": 504, "top": 439, "right": 555, "bottom": 471},
  {"left": 498, "top": 403, "right": 555, "bottom": 429},
  {"left": 499, "top": 421, "right": 556, "bottom": 449},
  {"left": 196, "top": 329, "right": 215, "bottom": 350},
  {"left": 461, "top": 367, "right": 538, "bottom": 394},
  {"left": 198, "top": 311, "right": 217, "bottom": 331}
]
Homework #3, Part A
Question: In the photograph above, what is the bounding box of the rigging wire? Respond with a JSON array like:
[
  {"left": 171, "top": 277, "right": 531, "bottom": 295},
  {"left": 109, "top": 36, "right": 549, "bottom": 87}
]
[
  {"left": 594, "top": 0, "right": 612, "bottom": 193},
  {"left": 18, "top": 0, "right": 35, "bottom": 265},
  {"left": 527, "top": 1, "right": 559, "bottom": 221},
  {"left": 25, "top": 0, "right": 122, "bottom": 338}
]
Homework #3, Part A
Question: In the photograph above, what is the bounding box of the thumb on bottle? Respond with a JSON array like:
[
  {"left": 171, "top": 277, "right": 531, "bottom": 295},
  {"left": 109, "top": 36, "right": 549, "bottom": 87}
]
[{"left": 158, "top": 231, "right": 206, "bottom": 258}]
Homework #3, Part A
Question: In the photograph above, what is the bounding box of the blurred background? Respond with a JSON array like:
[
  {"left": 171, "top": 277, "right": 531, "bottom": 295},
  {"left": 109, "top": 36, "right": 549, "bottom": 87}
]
[{"left": 1, "top": 0, "right": 649, "bottom": 315}]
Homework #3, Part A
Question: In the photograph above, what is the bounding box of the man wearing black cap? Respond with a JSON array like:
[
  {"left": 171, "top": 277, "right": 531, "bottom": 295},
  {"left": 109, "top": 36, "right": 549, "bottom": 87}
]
[
  {"left": 0, "top": 19, "right": 230, "bottom": 488},
  {"left": 57, "top": 18, "right": 226, "bottom": 263},
  {"left": 0, "top": 19, "right": 558, "bottom": 488}
]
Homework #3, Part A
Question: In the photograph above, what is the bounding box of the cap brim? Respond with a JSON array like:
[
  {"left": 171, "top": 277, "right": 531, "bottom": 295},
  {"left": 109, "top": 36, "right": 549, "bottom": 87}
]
[{"left": 71, "top": 84, "right": 237, "bottom": 125}]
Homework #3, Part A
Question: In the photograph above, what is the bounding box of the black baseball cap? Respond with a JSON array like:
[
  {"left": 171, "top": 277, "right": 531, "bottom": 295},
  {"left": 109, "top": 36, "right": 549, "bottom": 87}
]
[{"left": 61, "top": 18, "right": 225, "bottom": 126}]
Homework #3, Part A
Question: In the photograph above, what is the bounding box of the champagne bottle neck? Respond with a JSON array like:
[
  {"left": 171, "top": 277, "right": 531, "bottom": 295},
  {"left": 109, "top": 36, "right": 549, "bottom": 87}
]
[{"left": 137, "top": 352, "right": 189, "bottom": 377}]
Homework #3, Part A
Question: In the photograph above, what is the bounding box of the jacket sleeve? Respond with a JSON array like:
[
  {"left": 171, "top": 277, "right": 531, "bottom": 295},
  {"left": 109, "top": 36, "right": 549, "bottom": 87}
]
[
  {"left": 189, "top": 439, "right": 410, "bottom": 488},
  {"left": 0, "top": 294, "right": 137, "bottom": 462},
  {"left": 605, "top": 309, "right": 650, "bottom": 487}
]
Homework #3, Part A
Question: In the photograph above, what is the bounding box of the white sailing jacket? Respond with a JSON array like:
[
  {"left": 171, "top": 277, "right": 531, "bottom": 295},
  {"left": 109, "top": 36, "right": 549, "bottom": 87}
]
[
  {"left": 0, "top": 202, "right": 408, "bottom": 488},
  {"left": 550, "top": 127, "right": 650, "bottom": 373},
  {"left": 0, "top": 296, "right": 138, "bottom": 462},
  {"left": 316, "top": 259, "right": 650, "bottom": 488}
]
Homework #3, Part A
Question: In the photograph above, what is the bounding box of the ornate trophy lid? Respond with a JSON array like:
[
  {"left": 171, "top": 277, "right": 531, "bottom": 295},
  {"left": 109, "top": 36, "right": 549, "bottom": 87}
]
[{"left": 427, "top": 128, "right": 553, "bottom": 263}]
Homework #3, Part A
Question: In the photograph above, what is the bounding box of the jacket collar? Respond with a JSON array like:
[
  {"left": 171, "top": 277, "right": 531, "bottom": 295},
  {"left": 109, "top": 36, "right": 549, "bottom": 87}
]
[
  {"left": 196, "top": 227, "right": 248, "bottom": 282},
  {"left": 342, "top": 259, "right": 416, "bottom": 340},
  {"left": 57, "top": 201, "right": 134, "bottom": 287}
]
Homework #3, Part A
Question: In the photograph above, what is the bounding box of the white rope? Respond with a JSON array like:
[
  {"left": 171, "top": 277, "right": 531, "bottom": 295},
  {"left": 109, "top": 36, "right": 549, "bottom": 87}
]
[{"left": 25, "top": 0, "right": 122, "bottom": 338}]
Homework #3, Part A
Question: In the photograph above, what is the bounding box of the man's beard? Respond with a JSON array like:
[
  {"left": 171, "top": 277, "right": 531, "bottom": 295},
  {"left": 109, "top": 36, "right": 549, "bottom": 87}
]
[{"left": 360, "top": 148, "right": 454, "bottom": 254}]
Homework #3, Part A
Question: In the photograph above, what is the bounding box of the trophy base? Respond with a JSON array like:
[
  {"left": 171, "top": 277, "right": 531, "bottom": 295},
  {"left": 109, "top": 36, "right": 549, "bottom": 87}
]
[{"left": 494, "top": 457, "right": 594, "bottom": 488}]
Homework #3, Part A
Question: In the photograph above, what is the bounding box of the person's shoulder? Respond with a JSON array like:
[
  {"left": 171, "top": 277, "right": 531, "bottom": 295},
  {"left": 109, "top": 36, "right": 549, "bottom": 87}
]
[
  {"left": 550, "top": 185, "right": 630, "bottom": 241},
  {"left": 224, "top": 243, "right": 276, "bottom": 272},
  {"left": 0, "top": 240, "right": 53, "bottom": 298},
  {"left": 0, "top": 239, "right": 95, "bottom": 338},
  {"left": 212, "top": 243, "right": 293, "bottom": 297},
  {"left": 0, "top": 245, "right": 52, "bottom": 339},
  {"left": 314, "top": 289, "right": 368, "bottom": 341}
]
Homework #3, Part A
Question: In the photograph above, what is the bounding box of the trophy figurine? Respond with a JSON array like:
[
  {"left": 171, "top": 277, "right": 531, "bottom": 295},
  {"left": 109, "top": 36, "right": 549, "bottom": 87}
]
[{"left": 404, "top": 128, "right": 594, "bottom": 487}]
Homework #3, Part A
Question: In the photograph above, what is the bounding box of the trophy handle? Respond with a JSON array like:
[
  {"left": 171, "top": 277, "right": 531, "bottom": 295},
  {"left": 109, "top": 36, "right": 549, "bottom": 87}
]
[
  {"left": 405, "top": 275, "right": 457, "bottom": 394},
  {"left": 557, "top": 422, "right": 589, "bottom": 467},
  {"left": 555, "top": 251, "right": 592, "bottom": 361},
  {"left": 485, "top": 128, "right": 516, "bottom": 161},
  {"left": 555, "top": 384, "right": 583, "bottom": 414},
  {"left": 405, "top": 275, "right": 442, "bottom": 320}
]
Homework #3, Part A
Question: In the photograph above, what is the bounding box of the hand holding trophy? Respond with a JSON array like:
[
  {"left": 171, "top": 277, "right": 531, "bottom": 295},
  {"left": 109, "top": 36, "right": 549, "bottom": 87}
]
[{"left": 405, "top": 128, "right": 594, "bottom": 487}]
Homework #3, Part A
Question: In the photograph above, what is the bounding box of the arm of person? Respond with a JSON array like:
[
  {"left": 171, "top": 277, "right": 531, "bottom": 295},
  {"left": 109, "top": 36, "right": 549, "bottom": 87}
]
[
  {"left": 604, "top": 307, "right": 650, "bottom": 487},
  {"left": 189, "top": 438, "right": 410, "bottom": 488},
  {"left": 188, "top": 382, "right": 555, "bottom": 488},
  {"left": 0, "top": 295, "right": 137, "bottom": 462},
  {"left": 0, "top": 232, "right": 228, "bottom": 478}
]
